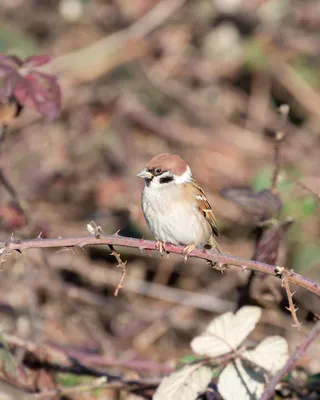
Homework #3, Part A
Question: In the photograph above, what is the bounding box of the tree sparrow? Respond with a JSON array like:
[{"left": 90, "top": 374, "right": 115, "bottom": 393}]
[{"left": 137, "top": 153, "right": 221, "bottom": 260}]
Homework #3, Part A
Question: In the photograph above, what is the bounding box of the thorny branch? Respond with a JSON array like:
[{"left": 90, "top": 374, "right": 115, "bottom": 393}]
[
  {"left": 0, "top": 234, "right": 319, "bottom": 297},
  {"left": 87, "top": 222, "right": 127, "bottom": 296},
  {"left": 281, "top": 269, "right": 301, "bottom": 328},
  {"left": 260, "top": 319, "right": 320, "bottom": 400}
]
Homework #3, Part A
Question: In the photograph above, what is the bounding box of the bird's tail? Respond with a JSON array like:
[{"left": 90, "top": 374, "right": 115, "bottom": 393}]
[{"left": 208, "top": 235, "right": 222, "bottom": 253}]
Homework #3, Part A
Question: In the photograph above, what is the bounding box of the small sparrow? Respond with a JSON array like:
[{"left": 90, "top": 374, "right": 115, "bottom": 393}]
[{"left": 137, "top": 153, "right": 221, "bottom": 260}]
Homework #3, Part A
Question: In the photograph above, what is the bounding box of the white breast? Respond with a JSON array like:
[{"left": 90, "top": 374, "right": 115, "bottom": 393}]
[{"left": 141, "top": 183, "right": 211, "bottom": 247}]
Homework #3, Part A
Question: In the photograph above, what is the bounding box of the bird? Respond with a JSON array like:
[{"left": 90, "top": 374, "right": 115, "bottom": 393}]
[{"left": 137, "top": 153, "right": 221, "bottom": 261}]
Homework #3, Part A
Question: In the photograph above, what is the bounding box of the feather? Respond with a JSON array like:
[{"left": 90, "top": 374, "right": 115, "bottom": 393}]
[{"left": 186, "top": 180, "right": 219, "bottom": 238}]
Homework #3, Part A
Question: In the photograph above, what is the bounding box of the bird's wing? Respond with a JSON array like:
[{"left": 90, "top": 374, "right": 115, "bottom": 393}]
[{"left": 186, "top": 180, "right": 219, "bottom": 237}]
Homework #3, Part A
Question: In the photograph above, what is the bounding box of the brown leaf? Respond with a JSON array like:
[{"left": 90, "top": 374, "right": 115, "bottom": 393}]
[
  {"left": 221, "top": 187, "right": 282, "bottom": 221},
  {"left": 254, "top": 226, "right": 282, "bottom": 265}
]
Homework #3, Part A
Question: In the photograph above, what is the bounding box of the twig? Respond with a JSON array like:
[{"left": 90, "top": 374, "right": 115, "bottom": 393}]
[
  {"left": 296, "top": 180, "right": 320, "bottom": 204},
  {"left": 281, "top": 270, "right": 301, "bottom": 328},
  {"left": 271, "top": 104, "right": 289, "bottom": 192},
  {"left": 2, "top": 333, "right": 173, "bottom": 374},
  {"left": 0, "top": 234, "right": 319, "bottom": 297},
  {"left": 44, "top": 0, "right": 186, "bottom": 82},
  {"left": 260, "top": 320, "right": 320, "bottom": 400},
  {"left": 87, "top": 222, "right": 127, "bottom": 296}
]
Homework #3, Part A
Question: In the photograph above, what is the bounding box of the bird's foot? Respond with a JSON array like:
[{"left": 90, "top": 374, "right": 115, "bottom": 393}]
[
  {"left": 182, "top": 243, "right": 196, "bottom": 263},
  {"left": 156, "top": 240, "right": 166, "bottom": 256}
]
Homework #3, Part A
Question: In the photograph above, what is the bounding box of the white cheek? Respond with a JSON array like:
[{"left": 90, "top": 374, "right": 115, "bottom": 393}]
[
  {"left": 174, "top": 166, "right": 192, "bottom": 184},
  {"left": 148, "top": 176, "right": 163, "bottom": 189}
]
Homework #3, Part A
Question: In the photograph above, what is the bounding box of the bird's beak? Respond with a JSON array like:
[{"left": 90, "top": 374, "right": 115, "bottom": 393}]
[{"left": 137, "top": 169, "right": 153, "bottom": 179}]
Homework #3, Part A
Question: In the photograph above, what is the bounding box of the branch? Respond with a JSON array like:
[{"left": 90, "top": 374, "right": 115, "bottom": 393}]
[
  {"left": 43, "top": 0, "right": 186, "bottom": 82},
  {"left": 1, "top": 234, "right": 319, "bottom": 297},
  {"left": 260, "top": 319, "right": 320, "bottom": 400},
  {"left": 282, "top": 270, "right": 301, "bottom": 328}
]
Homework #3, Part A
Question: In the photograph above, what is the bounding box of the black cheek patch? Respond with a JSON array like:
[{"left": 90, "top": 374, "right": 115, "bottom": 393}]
[{"left": 160, "top": 176, "right": 174, "bottom": 184}]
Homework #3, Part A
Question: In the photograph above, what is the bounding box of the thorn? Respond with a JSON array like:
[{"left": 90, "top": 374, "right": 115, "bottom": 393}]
[
  {"left": 37, "top": 232, "right": 42, "bottom": 239},
  {"left": 114, "top": 229, "right": 121, "bottom": 236},
  {"left": 146, "top": 249, "right": 152, "bottom": 257},
  {"left": 116, "top": 260, "right": 127, "bottom": 268}
]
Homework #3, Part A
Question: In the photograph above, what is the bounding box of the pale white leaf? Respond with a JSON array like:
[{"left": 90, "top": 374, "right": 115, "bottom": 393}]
[
  {"left": 191, "top": 306, "right": 262, "bottom": 357},
  {"left": 153, "top": 364, "right": 212, "bottom": 400},
  {"left": 243, "top": 336, "right": 289, "bottom": 372},
  {"left": 218, "top": 359, "right": 265, "bottom": 400}
]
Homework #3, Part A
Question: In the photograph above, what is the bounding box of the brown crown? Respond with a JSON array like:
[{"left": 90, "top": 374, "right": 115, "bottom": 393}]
[{"left": 146, "top": 153, "right": 188, "bottom": 176}]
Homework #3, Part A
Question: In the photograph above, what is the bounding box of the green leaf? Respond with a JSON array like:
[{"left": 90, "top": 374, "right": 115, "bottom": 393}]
[
  {"left": 282, "top": 197, "right": 318, "bottom": 219},
  {"left": 301, "top": 197, "right": 318, "bottom": 216},
  {"left": 0, "top": 334, "right": 17, "bottom": 378},
  {"left": 178, "top": 354, "right": 199, "bottom": 364},
  {"left": 292, "top": 244, "right": 320, "bottom": 272},
  {"left": 252, "top": 166, "right": 273, "bottom": 192},
  {"left": 57, "top": 373, "right": 93, "bottom": 387},
  {"left": 291, "top": 56, "right": 320, "bottom": 87},
  {"left": 0, "top": 24, "right": 38, "bottom": 59},
  {"left": 243, "top": 40, "right": 268, "bottom": 72}
]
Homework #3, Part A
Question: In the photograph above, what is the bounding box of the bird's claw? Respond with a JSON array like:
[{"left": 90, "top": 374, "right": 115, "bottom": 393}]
[
  {"left": 182, "top": 244, "right": 196, "bottom": 264},
  {"left": 156, "top": 240, "right": 165, "bottom": 256}
]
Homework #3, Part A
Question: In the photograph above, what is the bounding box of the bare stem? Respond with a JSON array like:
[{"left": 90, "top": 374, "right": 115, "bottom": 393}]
[
  {"left": 282, "top": 270, "right": 301, "bottom": 328},
  {"left": 0, "top": 234, "right": 319, "bottom": 297}
]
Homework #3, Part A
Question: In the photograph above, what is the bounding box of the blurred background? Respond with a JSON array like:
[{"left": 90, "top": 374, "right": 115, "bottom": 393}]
[{"left": 0, "top": 0, "right": 320, "bottom": 398}]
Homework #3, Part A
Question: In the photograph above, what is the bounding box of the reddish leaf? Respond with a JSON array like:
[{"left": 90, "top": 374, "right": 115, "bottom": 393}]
[
  {"left": 23, "top": 55, "right": 52, "bottom": 68},
  {"left": 0, "top": 55, "right": 22, "bottom": 76},
  {"left": 0, "top": 53, "right": 61, "bottom": 120},
  {"left": 14, "top": 72, "right": 61, "bottom": 120},
  {"left": 0, "top": 75, "right": 19, "bottom": 101},
  {"left": 0, "top": 202, "right": 27, "bottom": 230}
]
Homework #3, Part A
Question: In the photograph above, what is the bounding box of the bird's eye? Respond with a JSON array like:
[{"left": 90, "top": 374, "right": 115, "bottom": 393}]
[{"left": 155, "top": 168, "right": 162, "bottom": 175}]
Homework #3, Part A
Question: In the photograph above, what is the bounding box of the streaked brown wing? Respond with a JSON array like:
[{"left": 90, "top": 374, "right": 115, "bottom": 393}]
[{"left": 186, "top": 180, "right": 219, "bottom": 237}]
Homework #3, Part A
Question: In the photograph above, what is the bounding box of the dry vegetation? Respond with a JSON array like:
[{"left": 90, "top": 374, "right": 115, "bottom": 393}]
[{"left": 0, "top": 0, "right": 320, "bottom": 399}]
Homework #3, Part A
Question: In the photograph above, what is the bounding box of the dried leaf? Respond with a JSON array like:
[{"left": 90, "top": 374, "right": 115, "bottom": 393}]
[
  {"left": 154, "top": 364, "right": 212, "bottom": 400},
  {"left": 218, "top": 359, "right": 265, "bottom": 400},
  {"left": 221, "top": 187, "right": 282, "bottom": 221},
  {"left": 243, "top": 336, "right": 289, "bottom": 372},
  {"left": 253, "top": 226, "right": 282, "bottom": 265},
  {"left": 256, "top": 189, "right": 282, "bottom": 220},
  {"left": 191, "top": 307, "right": 261, "bottom": 357}
]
